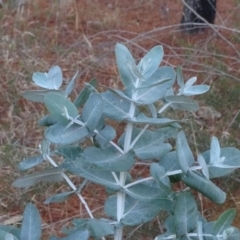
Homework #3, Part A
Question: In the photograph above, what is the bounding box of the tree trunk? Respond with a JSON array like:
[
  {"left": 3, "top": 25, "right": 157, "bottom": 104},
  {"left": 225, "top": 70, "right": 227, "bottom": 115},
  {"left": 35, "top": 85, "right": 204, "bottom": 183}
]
[{"left": 181, "top": 0, "right": 217, "bottom": 33}]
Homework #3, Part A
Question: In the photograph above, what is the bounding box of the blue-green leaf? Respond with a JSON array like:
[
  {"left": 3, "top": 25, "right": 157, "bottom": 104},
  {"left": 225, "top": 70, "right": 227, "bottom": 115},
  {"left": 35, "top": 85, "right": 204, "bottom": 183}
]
[
  {"left": 131, "top": 113, "right": 176, "bottom": 125},
  {"left": 118, "top": 127, "right": 175, "bottom": 160},
  {"left": 176, "top": 131, "right": 194, "bottom": 174},
  {"left": 140, "top": 66, "right": 175, "bottom": 89},
  {"left": 0, "top": 231, "right": 18, "bottom": 240},
  {"left": 160, "top": 151, "right": 181, "bottom": 175},
  {"left": 38, "top": 114, "right": 58, "bottom": 126},
  {"left": 181, "top": 171, "right": 226, "bottom": 204},
  {"left": 82, "top": 94, "right": 102, "bottom": 132},
  {"left": 132, "top": 130, "right": 172, "bottom": 160},
  {"left": 0, "top": 226, "right": 20, "bottom": 239},
  {"left": 44, "top": 92, "right": 78, "bottom": 123},
  {"left": 105, "top": 195, "right": 164, "bottom": 226},
  {"left": 66, "top": 219, "right": 115, "bottom": 239},
  {"left": 81, "top": 147, "right": 134, "bottom": 171},
  {"left": 101, "top": 91, "right": 132, "bottom": 121},
  {"left": 22, "top": 90, "right": 66, "bottom": 103},
  {"left": 45, "top": 121, "right": 89, "bottom": 145},
  {"left": 33, "top": 65, "right": 62, "bottom": 90},
  {"left": 74, "top": 79, "right": 97, "bottom": 108},
  {"left": 210, "top": 136, "right": 221, "bottom": 165},
  {"left": 212, "top": 209, "right": 236, "bottom": 235},
  {"left": 202, "top": 147, "right": 240, "bottom": 178},
  {"left": 165, "top": 95, "right": 199, "bottom": 111},
  {"left": 124, "top": 180, "right": 170, "bottom": 202},
  {"left": 137, "top": 45, "right": 164, "bottom": 79},
  {"left": 56, "top": 146, "right": 83, "bottom": 160},
  {"left": 176, "top": 66, "right": 184, "bottom": 90},
  {"left": 64, "top": 161, "right": 121, "bottom": 191},
  {"left": 222, "top": 227, "right": 240, "bottom": 240},
  {"left": 183, "top": 85, "right": 210, "bottom": 96},
  {"left": 49, "top": 230, "right": 89, "bottom": 240},
  {"left": 150, "top": 163, "right": 171, "bottom": 192},
  {"left": 44, "top": 191, "right": 75, "bottom": 204},
  {"left": 94, "top": 125, "right": 116, "bottom": 149},
  {"left": 185, "top": 76, "right": 197, "bottom": 88},
  {"left": 197, "top": 154, "right": 209, "bottom": 179},
  {"left": 12, "top": 168, "right": 63, "bottom": 189},
  {"left": 20, "top": 203, "right": 41, "bottom": 240},
  {"left": 65, "top": 70, "right": 79, "bottom": 96},
  {"left": 115, "top": 43, "right": 136, "bottom": 90},
  {"left": 174, "top": 192, "right": 198, "bottom": 237},
  {"left": 18, "top": 155, "right": 44, "bottom": 171}
]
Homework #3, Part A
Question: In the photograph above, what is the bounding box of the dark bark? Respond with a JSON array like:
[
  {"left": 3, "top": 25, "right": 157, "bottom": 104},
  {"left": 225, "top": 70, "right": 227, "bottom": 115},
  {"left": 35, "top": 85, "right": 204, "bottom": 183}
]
[{"left": 181, "top": 0, "right": 217, "bottom": 33}]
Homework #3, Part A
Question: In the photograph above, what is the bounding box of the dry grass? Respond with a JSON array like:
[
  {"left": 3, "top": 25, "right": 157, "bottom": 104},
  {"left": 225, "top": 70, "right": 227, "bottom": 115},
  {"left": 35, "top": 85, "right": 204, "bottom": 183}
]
[{"left": 1, "top": 0, "right": 240, "bottom": 238}]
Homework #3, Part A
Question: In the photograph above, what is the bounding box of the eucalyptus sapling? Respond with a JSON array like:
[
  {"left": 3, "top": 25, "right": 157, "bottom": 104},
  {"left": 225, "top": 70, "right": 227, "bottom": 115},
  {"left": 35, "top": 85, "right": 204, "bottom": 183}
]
[{"left": 2, "top": 44, "right": 240, "bottom": 240}]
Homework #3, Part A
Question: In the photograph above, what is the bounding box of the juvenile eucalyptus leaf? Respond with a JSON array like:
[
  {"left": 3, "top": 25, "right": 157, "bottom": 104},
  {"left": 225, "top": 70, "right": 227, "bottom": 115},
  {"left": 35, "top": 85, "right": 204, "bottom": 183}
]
[
  {"left": 183, "top": 85, "right": 210, "bottom": 96},
  {"left": 44, "top": 92, "right": 78, "bottom": 122},
  {"left": 38, "top": 114, "right": 58, "bottom": 126},
  {"left": 109, "top": 88, "right": 133, "bottom": 102},
  {"left": 124, "top": 180, "right": 171, "bottom": 202},
  {"left": 22, "top": 89, "right": 66, "bottom": 103},
  {"left": 210, "top": 136, "right": 221, "bottom": 165},
  {"left": 131, "top": 113, "right": 176, "bottom": 125},
  {"left": 174, "top": 191, "right": 198, "bottom": 237},
  {"left": 197, "top": 154, "right": 209, "bottom": 179},
  {"left": 222, "top": 227, "right": 240, "bottom": 240},
  {"left": 147, "top": 103, "right": 157, "bottom": 118},
  {"left": 12, "top": 168, "right": 64, "bottom": 189},
  {"left": 138, "top": 45, "right": 164, "bottom": 79},
  {"left": 0, "top": 231, "right": 18, "bottom": 240},
  {"left": 4, "top": 233, "right": 16, "bottom": 240},
  {"left": 202, "top": 147, "right": 240, "bottom": 178},
  {"left": 0, "top": 226, "right": 20, "bottom": 239},
  {"left": 176, "top": 66, "right": 184, "bottom": 90},
  {"left": 212, "top": 209, "right": 236, "bottom": 235},
  {"left": 140, "top": 66, "right": 175, "bottom": 91},
  {"left": 176, "top": 131, "right": 194, "bottom": 174},
  {"left": 44, "top": 191, "right": 75, "bottom": 204},
  {"left": 64, "top": 161, "right": 121, "bottom": 191},
  {"left": 150, "top": 163, "right": 171, "bottom": 192},
  {"left": 20, "top": 203, "right": 41, "bottom": 240},
  {"left": 18, "top": 155, "right": 44, "bottom": 171},
  {"left": 133, "top": 84, "right": 171, "bottom": 105},
  {"left": 185, "top": 76, "right": 197, "bottom": 87},
  {"left": 105, "top": 195, "right": 164, "bottom": 226},
  {"left": 81, "top": 147, "right": 134, "bottom": 171},
  {"left": 66, "top": 219, "right": 115, "bottom": 239},
  {"left": 160, "top": 151, "right": 181, "bottom": 176},
  {"left": 94, "top": 125, "right": 116, "bottom": 149},
  {"left": 73, "top": 78, "right": 97, "bottom": 108},
  {"left": 82, "top": 93, "right": 103, "bottom": 132},
  {"left": 101, "top": 91, "right": 132, "bottom": 121},
  {"left": 33, "top": 65, "right": 62, "bottom": 89},
  {"left": 118, "top": 127, "right": 172, "bottom": 160},
  {"left": 45, "top": 121, "right": 89, "bottom": 145},
  {"left": 56, "top": 145, "right": 83, "bottom": 160},
  {"left": 49, "top": 230, "right": 89, "bottom": 240},
  {"left": 181, "top": 171, "right": 226, "bottom": 204},
  {"left": 115, "top": 43, "right": 137, "bottom": 90},
  {"left": 165, "top": 95, "right": 199, "bottom": 112},
  {"left": 65, "top": 70, "right": 79, "bottom": 96}
]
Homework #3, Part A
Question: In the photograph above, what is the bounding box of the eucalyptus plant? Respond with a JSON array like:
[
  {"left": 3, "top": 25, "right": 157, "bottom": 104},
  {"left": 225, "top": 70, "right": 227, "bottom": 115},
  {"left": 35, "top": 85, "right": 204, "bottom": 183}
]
[{"left": 1, "top": 43, "right": 240, "bottom": 240}]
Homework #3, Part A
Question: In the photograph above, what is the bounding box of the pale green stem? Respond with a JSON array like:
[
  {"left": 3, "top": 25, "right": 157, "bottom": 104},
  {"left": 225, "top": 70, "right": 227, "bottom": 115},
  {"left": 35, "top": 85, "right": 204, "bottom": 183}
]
[
  {"left": 115, "top": 99, "right": 136, "bottom": 240},
  {"left": 123, "top": 166, "right": 202, "bottom": 189},
  {"left": 45, "top": 155, "right": 94, "bottom": 219}
]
